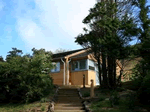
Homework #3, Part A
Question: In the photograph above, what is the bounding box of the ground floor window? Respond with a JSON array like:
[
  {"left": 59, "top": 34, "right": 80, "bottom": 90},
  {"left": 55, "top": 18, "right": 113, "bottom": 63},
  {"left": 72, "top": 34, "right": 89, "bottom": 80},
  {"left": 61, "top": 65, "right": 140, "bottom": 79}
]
[
  {"left": 72, "top": 60, "right": 87, "bottom": 71},
  {"left": 51, "top": 62, "right": 60, "bottom": 72}
]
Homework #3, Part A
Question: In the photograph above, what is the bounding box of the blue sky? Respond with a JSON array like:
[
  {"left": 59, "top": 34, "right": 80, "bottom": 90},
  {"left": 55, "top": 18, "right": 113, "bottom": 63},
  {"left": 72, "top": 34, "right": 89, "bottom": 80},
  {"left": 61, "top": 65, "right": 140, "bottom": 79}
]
[
  {"left": 0, "top": 0, "right": 150, "bottom": 58},
  {"left": 0, "top": 0, "right": 96, "bottom": 58}
]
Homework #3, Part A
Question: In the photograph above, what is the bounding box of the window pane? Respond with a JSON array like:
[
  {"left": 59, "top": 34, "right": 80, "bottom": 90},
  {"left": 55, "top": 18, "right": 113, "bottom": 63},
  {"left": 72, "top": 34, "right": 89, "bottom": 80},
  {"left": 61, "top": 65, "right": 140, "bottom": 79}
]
[
  {"left": 80, "top": 60, "right": 86, "bottom": 69},
  {"left": 72, "top": 61, "right": 79, "bottom": 70},
  {"left": 89, "top": 66, "right": 95, "bottom": 70},
  {"left": 56, "top": 62, "right": 60, "bottom": 71},
  {"left": 51, "top": 62, "right": 60, "bottom": 72}
]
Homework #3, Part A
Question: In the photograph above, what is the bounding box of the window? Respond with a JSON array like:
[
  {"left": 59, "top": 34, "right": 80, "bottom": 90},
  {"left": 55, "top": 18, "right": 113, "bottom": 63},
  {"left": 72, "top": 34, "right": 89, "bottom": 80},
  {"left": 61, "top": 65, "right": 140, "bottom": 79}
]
[
  {"left": 72, "top": 61, "right": 79, "bottom": 70},
  {"left": 88, "top": 59, "right": 95, "bottom": 71},
  {"left": 80, "top": 60, "right": 86, "bottom": 69},
  {"left": 51, "top": 62, "right": 60, "bottom": 72},
  {"left": 72, "top": 60, "right": 87, "bottom": 71}
]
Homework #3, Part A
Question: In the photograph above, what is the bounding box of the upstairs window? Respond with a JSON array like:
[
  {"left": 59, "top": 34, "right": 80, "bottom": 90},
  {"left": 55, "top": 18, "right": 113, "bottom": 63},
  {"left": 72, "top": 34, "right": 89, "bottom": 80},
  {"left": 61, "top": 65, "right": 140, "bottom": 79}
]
[{"left": 51, "top": 62, "right": 60, "bottom": 72}]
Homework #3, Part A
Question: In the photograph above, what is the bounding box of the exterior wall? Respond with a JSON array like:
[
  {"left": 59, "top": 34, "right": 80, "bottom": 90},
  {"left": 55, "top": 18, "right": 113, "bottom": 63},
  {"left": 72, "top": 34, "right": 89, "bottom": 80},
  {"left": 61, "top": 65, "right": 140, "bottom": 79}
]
[
  {"left": 71, "top": 70, "right": 88, "bottom": 85},
  {"left": 50, "top": 62, "right": 64, "bottom": 85},
  {"left": 70, "top": 70, "right": 96, "bottom": 86},
  {"left": 88, "top": 70, "right": 96, "bottom": 86},
  {"left": 116, "top": 65, "right": 121, "bottom": 77}
]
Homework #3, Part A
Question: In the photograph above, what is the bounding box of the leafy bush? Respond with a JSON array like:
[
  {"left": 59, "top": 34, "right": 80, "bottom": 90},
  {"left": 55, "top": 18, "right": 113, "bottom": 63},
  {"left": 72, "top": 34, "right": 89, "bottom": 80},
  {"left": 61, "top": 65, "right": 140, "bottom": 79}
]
[
  {"left": 0, "top": 48, "right": 54, "bottom": 103},
  {"left": 109, "top": 91, "right": 120, "bottom": 107},
  {"left": 130, "top": 59, "right": 150, "bottom": 106},
  {"left": 119, "top": 92, "right": 138, "bottom": 112},
  {"left": 137, "top": 74, "right": 150, "bottom": 105},
  {"left": 82, "top": 92, "right": 90, "bottom": 97}
]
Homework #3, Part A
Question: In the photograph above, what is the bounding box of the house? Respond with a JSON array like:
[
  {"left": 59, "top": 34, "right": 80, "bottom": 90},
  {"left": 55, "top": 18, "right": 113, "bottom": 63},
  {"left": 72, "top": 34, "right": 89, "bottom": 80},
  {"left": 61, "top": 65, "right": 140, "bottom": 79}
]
[{"left": 50, "top": 49, "right": 122, "bottom": 86}]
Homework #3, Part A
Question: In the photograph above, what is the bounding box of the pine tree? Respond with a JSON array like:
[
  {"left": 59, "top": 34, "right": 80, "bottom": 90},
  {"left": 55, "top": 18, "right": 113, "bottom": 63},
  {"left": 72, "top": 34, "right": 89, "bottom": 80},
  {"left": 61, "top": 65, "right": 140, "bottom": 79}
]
[{"left": 75, "top": 1, "right": 137, "bottom": 88}]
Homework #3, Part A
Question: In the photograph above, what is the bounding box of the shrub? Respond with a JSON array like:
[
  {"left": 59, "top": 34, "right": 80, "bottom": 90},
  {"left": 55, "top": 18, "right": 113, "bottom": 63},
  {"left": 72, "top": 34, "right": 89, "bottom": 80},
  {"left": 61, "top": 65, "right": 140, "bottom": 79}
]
[
  {"left": 137, "top": 74, "right": 150, "bottom": 105},
  {"left": 0, "top": 48, "right": 54, "bottom": 103},
  {"left": 109, "top": 91, "right": 120, "bottom": 107},
  {"left": 82, "top": 92, "right": 90, "bottom": 97}
]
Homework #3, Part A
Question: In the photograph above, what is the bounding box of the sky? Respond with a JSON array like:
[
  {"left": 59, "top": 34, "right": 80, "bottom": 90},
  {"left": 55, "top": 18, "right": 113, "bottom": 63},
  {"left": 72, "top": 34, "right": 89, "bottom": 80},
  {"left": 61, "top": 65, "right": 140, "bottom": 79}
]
[
  {"left": 0, "top": 0, "right": 96, "bottom": 58},
  {"left": 0, "top": 0, "right": 150, "bottom": 58}
]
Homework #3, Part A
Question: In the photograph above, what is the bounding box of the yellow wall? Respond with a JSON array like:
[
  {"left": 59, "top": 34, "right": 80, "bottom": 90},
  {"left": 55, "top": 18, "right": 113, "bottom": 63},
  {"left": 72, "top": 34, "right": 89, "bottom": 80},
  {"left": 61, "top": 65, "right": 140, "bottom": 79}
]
[
  {"left": 50, "top": 62, "right": 64, "bottom": 85},
  {"left": 88, "top": 70, "right": 96, "bottom": 86},
  {"left": 70, "top": 70, "right": 96, "bottom": 86},
  {"left": 71, "top": 70, "right": 88, "bottom": 85}
]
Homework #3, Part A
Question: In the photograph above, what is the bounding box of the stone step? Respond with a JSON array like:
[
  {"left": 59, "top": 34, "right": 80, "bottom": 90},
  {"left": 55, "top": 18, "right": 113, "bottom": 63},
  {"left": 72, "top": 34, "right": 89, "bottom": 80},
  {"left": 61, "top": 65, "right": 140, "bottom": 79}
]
[
  {"left": 57, "top": 93, "right": 79, "bottom": 96},
  {"left": 58, "top": 89, "right": 78, "bottom": 91},
  {"left": 55, "top": 103, "right": 83, "bottom": 106},
  {"left": 54, "top": 88, "right": 85, "bottom": 112},
  {"left": 55, "top": 106, "right": 83, "bottom": 110},
  {"left": 55, "top": 105, "right": 83, "bottom": 107},
  {"left": 57, "top": 96, "right": 80, "bottom": 100},
  {"left": 58, "top": 91, "right": 78, "bottom": 93},
  {"left": 54, "top": 110, "right": 85, "bottom": 112},
  {"left": 56, "top": 101, "right": 82, "bottom": 103},
  {"left": 59, "top": 89, "right": 78, "bottom": 90},
  {"left": 57, "top": 95, "right": 79, "bottom": 97}
]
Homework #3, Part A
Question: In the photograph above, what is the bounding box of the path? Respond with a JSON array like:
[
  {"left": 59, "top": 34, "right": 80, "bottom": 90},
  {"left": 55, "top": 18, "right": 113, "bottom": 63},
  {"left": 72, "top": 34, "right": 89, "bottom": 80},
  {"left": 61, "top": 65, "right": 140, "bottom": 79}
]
[{"left": 54, "top": 88, "right": 85, "bottom": 112}]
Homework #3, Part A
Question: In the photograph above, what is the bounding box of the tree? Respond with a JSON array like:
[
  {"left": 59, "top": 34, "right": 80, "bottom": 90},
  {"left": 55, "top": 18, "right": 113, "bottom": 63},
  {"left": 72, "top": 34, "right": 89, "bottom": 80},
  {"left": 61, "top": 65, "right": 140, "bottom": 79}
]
[
  {"left": 75, "top": 1, "right": 137, "bottom": 88},
  {"left": 0, "top": 48, "right": 54, "bottom": 103},
  {"left": 131, "top": 0, "right": 150, "bottom": 105},
  {"left": 0, "top": 56, "right": 4, "bottom": 62},
  {"left": 54, "top": 48, "right": 71, "bottom": 54}
]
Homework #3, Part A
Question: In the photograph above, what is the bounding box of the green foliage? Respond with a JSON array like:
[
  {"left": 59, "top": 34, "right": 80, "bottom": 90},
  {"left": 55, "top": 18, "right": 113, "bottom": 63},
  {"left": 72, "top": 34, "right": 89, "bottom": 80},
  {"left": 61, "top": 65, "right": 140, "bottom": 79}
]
[
  {"left": 0, "top": 56, "right": 4, "bottom": 62},
  {"left": 41, "top": 105, "right": 45, "bottom": 111},
  {"left": 120, "top": 92, "right": 138, "bottom": 112},
  {"left": 131, "top": 60, "right": 150, "bottom": 105},
  {"left": 90, "top": 100, "right": 111, "bottom": 111},
  {"left": 75, "top": 1, "right": 138, "bottom": 88},
  {"left": 109, "top": 91, "right": 120, "bottom": 107},
  {"left": 137, "top": 74, "right": 150, "bottom": 104},
  {"left": 82, "top": 92, "right": 90, "bottom": 97},
  {"left": 0, "top": 48, "right": 54, "bottom": 103}
]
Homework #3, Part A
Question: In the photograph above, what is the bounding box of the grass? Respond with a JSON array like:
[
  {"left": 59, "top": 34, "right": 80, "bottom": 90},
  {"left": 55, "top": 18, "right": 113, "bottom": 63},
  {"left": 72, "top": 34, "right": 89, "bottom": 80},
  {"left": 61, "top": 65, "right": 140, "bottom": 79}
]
[
  {"left": 0, "top": 102, "right": 47, "bottom": 112},
  {"left": 0, "top": 89, "right": 55, "bottom": 112},
  {"left": 89, "top": 87, "right": 148, "bottom": 112}
]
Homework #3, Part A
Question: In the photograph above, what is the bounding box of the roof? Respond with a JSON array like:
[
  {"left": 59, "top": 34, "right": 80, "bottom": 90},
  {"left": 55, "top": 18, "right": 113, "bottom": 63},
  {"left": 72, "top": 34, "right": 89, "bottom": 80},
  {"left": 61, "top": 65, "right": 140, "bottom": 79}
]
[{"left": 52, "top": 48, "right": 85, "bottom": 59}]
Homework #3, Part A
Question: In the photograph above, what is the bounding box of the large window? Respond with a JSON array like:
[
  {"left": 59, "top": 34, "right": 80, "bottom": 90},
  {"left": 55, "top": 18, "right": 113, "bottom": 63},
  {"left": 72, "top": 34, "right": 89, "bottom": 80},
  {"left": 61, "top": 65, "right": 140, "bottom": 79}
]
[
  {"left": 51, "top": 62, "right": 60, "bottom": 72},
  {"left": 80, "top": 60, "right": 86, "bottom": 69},
  {"left": 72, "top": 60, "right": 87, "bottom": 71}
]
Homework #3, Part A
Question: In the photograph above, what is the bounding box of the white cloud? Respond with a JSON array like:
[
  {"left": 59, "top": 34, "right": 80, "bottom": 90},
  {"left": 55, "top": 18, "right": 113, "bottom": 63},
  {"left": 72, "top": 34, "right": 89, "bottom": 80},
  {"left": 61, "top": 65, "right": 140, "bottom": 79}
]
[{"left": 15, "top": 0, "right": 96, "bottom": 52}]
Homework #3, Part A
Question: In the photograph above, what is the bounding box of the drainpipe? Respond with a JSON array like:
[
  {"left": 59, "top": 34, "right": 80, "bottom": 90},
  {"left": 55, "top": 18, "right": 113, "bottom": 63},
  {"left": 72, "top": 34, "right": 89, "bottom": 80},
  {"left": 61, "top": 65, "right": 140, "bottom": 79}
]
[
  {"left": 67, "top": 58, "right": 71, "bottom": 85},
  {"left": 61, "top": 58, "right": 65, "bottom": 85}
]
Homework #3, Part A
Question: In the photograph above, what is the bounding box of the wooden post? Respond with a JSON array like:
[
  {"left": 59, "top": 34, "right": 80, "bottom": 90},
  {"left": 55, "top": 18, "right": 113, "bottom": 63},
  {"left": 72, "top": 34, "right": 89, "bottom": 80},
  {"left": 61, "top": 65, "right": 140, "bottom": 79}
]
[
  {"left": 90, "top": 79, "right": 94, "bottom": 98},
  {"left": 65, "top": 58, "right": 68, "bottom": 85},
  {"left": 83, "top": 74, "right": 85, "bottom": 88}
]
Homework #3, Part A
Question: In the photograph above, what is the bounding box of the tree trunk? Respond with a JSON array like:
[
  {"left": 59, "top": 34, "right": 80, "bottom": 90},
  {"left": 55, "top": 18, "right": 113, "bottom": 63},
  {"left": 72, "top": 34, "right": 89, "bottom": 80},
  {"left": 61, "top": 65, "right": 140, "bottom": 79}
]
[
  {"left": 113, "top": 58, "right": 116, "bottom": 88},
  {"left": 107, "top": 56, "right": 113, "bottom": 88},
  {"left": 97, "top": 56, "right": 102, "bottom": 85},
  {"left": 101, "top": 51, "right": 108, "bottom": 88}
]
